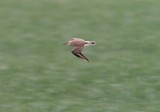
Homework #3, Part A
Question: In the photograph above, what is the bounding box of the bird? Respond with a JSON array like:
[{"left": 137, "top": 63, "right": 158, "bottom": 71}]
[{"left": 63, "top": 38, "right": 95, "bottom": 62}]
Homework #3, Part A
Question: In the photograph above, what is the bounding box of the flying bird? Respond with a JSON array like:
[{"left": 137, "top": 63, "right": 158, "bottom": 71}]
[{"left": 63, "top": 38, "right": 95, "bottom": 62}]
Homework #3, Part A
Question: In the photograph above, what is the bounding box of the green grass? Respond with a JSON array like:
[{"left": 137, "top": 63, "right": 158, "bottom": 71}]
[{"left": 0, "top": 0, "right": 160, "bottom": 112}]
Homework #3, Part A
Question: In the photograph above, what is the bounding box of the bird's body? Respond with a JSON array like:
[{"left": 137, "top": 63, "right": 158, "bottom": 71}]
[{"left": 63, "top": 38, "right": 95, "bottom": 62}]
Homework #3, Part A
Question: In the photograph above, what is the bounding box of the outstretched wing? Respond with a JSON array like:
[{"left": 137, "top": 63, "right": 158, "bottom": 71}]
[
  {"left": 78, "top": 52, "right": 89, "bottom": 62},
  {"left": 71, "top": 47, "right": 89, "bottom": 62}
]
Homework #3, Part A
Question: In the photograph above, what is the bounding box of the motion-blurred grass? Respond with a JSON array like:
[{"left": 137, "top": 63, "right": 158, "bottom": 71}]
[{"left": 0, "top": 0, "right": 160, "bottom": 112}]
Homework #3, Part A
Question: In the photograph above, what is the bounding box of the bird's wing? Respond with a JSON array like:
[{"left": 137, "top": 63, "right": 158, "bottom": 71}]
[
  {"left": 78, "top": 52, "right": 89, "bottom": 62},
  {"left": 72, "top": 46, "right": 89, "bottom": 62},
  {"left": 72, "top": 46, "right": 83, "bottom": 54},
  {"left": 72, "top": 38, "right": 84, "bottom": 41}
]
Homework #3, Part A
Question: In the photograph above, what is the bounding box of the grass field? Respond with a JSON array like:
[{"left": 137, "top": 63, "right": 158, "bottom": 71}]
[{"left": 0, "top": 0, "right": 160, "bottom": 112}]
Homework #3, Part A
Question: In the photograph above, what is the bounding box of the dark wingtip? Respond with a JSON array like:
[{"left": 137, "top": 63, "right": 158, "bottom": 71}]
[{"left": 84, "top": 58, "right": 89, "bottom": 62}]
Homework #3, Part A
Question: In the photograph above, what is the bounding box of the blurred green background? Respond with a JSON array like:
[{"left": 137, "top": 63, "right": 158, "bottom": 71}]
[{"left": 0, "top": 0, "right": 160, "bottom": 112}]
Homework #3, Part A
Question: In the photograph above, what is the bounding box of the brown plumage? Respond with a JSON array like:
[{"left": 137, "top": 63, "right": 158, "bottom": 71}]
[{"left": 63, "top": 38, "right": 95, "bottom": 62}]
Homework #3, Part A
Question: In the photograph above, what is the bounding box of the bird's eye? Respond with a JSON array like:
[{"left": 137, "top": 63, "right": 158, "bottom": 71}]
[{"left": 91, "top": 42, "right": 95, "bottom": 44}]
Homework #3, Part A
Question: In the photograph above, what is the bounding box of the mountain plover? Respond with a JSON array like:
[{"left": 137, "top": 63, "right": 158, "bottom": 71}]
[{"left": 63, "top": 38, "right": 95, "bottom": 62}]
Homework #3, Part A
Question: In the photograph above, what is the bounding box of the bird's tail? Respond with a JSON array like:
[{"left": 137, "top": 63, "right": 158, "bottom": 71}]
[{"left": 63, "top": 42, "right": 68, "bottom": 45}]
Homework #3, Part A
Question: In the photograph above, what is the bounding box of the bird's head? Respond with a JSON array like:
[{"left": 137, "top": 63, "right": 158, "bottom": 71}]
[{"left": 90, "top": 41, "right": 96, "bottom": 45}]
